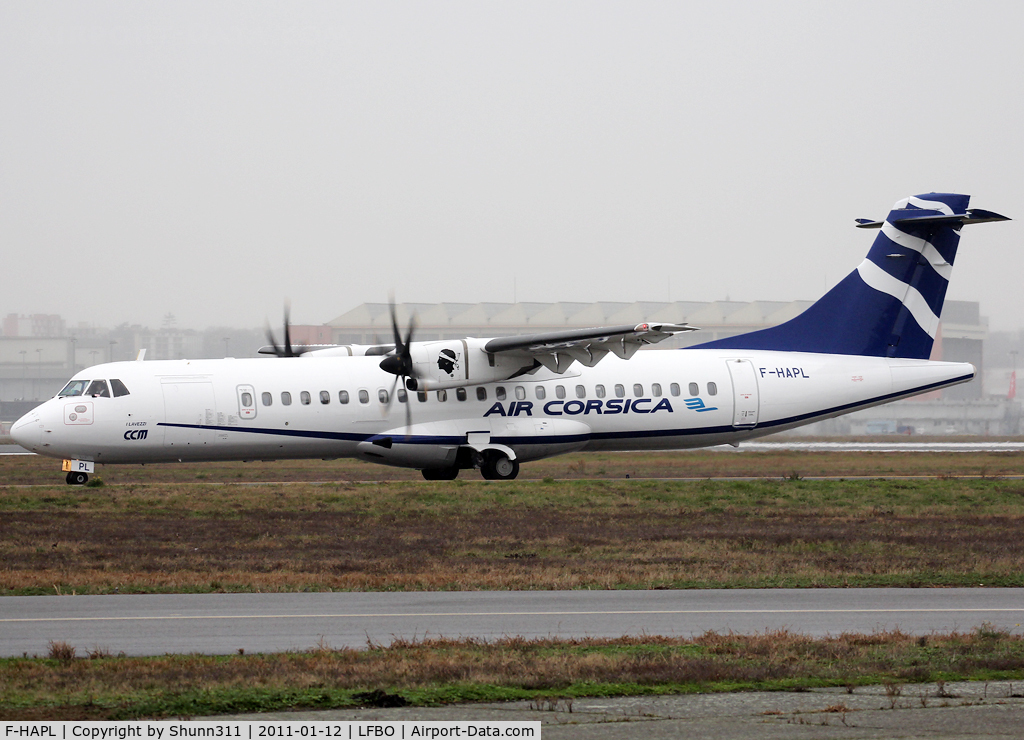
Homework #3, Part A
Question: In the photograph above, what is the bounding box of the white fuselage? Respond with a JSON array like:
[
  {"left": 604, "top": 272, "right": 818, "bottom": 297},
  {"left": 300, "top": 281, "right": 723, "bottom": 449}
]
[{"left": 11, "top": 349, "right": 974, "bottom": 469}]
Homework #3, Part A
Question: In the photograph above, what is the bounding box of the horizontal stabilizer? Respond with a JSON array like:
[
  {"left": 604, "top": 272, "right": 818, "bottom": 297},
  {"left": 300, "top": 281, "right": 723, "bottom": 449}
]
[{"left": 855, "top": 208, "right": 1010, "bottom": 229}]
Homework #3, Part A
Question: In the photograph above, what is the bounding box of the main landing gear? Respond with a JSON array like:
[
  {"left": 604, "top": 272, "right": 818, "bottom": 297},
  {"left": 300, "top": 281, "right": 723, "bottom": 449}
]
[
  {"left": 65, "top": 471, "right": 88, "bottom": 486},
  {"left": 480, "top": 452, "right": 520, "bottom": 481},
  {"left": 420, "top": 451, "right": 521, "bottom": 481}
]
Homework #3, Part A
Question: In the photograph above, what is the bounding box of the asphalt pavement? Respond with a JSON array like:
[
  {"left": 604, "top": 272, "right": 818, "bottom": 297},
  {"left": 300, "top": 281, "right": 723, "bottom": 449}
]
[
  {"left": 3, "top": 588, "right": 1023, "bottom": 658},
  {"left": 213, "top": 681, "right": 1024, "bottom": 739}
]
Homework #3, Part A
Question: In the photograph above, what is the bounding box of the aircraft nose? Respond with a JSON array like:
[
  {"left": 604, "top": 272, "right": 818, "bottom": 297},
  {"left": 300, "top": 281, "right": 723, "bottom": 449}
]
[{"left": 9, "top": 409, "right": 42, "bottom": 451}]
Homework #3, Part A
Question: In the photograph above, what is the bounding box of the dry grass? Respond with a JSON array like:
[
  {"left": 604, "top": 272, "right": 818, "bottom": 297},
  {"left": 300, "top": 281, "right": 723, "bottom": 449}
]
[
  {"left": 2, "top": 446, "right": 1023, "bottom": 485},
  {"left": 2, "top": 460, "right": 1024, "bottom": 592},
  {"left": 3, "top": 627, "right": 1024, "bottom": 719}
]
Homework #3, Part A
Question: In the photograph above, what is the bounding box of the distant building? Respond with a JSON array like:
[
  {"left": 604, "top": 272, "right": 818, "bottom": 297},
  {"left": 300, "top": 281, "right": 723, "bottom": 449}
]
[
  {"left": 137, "top": 330, "right": 204, "bottom": 361},
  {"left": 2, "top": 313, "right": 66, "bottom": 338},
  {"left": 326, "top": 300, "right": 818, "bottom": 347}
]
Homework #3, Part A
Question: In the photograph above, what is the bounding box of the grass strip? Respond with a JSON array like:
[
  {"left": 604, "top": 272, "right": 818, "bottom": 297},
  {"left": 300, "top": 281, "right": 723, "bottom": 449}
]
[
  {"left": 4, "top": 628, "right": 1024, "bottom": 720},
  {"left": 3, "top": 476, "right": 1024, "bottom": 594}
]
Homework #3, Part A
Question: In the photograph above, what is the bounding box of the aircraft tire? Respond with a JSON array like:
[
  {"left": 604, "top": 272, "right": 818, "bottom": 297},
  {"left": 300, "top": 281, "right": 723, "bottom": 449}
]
[
  {"left": 66, "top": 471, "right": 88, "bottom": 486},
  {"left": 422, "top": 466, "right": 459, "bottom": 481},
  {"left": 481, "top": 454, "right": 519, "bottom": 481}
]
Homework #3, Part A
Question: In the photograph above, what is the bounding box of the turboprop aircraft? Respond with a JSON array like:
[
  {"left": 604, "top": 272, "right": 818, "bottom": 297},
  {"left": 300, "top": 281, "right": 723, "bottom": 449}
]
[{"left": 11, "top": 192, "right": 1008, "bottom": 484}]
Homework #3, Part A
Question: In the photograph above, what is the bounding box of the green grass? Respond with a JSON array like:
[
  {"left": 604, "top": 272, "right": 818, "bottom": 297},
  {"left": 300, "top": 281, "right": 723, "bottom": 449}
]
[{"left": 4, "top": 629, "right": 1024, "bottom": 720}]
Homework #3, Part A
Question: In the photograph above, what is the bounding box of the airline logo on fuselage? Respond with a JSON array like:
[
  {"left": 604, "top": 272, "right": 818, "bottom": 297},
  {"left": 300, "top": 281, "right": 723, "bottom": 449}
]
[{"left": 484, "top": 398, "right": 678, "bottom": 417}]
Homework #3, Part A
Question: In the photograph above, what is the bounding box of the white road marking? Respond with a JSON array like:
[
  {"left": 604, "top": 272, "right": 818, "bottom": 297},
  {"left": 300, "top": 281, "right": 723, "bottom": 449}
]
[{"left": 4, "top": 607, "right": 1024, "bottom": 623}]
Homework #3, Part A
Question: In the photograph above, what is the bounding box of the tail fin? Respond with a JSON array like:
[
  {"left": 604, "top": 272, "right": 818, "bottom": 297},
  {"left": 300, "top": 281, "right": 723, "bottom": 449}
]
[{"left": 695, "top": 193, "right": 1008, "bottom": 359}]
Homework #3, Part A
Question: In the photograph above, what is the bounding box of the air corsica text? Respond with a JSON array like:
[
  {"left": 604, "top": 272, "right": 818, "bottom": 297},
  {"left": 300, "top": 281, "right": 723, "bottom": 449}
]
[{"left": 484, "top": 398, "right": 675, "bottom": 417}]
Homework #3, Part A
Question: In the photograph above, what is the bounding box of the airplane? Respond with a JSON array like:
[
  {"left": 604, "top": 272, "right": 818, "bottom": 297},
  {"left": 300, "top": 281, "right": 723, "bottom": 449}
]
[{"left": 10, "top": 192, "right": 1009, "bottom": 485}]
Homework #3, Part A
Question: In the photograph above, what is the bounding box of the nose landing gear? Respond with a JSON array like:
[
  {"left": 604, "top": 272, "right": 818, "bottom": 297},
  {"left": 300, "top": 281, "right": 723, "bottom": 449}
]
[{"left": 65, "top": 471, "right": 89, "bottom": 486}]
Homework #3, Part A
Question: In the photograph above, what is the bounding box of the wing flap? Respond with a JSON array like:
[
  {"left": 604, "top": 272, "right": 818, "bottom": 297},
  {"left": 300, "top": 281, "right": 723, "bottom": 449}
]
[{"left": 483, "top": 322, "right": 696, "bottom": 373}]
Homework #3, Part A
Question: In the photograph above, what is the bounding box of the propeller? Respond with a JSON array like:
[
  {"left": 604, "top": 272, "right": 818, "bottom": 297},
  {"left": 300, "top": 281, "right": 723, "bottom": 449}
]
[
  {"left": 379, "top": 299, "right": 418, "bottom": 436},
  {"left": 264, "top": 302, "right": 300, "bottom": 358}
]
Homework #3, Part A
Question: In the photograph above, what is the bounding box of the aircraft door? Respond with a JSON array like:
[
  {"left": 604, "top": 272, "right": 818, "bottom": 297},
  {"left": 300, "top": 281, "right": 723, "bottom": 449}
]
[
  {"left": 236, "top": 385, "right": 257, "bottom": 419},
  {"left": 162, "top": 380, "right": 217, "bottom": 448},
  {"left": 726, "top": 359, "right": 759, "bottom": 427}
]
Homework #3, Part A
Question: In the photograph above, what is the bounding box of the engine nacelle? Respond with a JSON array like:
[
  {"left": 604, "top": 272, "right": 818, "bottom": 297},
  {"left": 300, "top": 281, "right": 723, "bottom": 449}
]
[{"left": 407, "top": 339, "right": 533, "bottom": 391}]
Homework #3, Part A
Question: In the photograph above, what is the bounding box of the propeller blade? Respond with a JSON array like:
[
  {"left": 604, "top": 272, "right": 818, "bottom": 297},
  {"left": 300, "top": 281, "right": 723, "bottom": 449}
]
[
  {"left": 404, "top": 386, "right": 412, "bottom": 437},
  {"left": 264, "top": 322, "right": 283, "bottom": 357},
  {"left": 380, "top": 296, "right": 418, "bottom": 439},
  {"left": 389, "top": 298, "right": 403, "bottom": 355},
  {"left": 265, "top": 301, "right": 300, "bottom": 358},
  {"left": 379, "top": 298, "right": 417, "bottom": 379},
  {"left": 283, "top": 301, "right": 295, "bottom": 357},
  {"left": 382, "top": 374, "right": 399, "bottom": 418}
]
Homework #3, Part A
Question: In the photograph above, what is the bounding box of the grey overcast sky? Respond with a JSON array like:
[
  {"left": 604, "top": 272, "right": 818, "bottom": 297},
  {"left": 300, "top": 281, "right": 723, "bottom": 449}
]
[{"left": 1, "top": 1, "right": 1022, "bottom": 331}]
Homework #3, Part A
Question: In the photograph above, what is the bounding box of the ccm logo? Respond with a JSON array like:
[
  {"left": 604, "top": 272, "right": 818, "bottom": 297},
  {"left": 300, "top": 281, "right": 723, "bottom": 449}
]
[{"left": 123, "top": 429, "right": 149, "bottom": 440}]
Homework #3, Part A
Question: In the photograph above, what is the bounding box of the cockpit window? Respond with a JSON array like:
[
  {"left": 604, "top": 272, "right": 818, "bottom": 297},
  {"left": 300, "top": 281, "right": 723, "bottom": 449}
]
[
  {"left": 110, "top": 379, "right": 130, "bottom": 397},
  {"left": 86, "top": 380, "right": 110, "bottom": 398},
  {"left": 59, "top": 380, "right": 90, "bottom": 397}
]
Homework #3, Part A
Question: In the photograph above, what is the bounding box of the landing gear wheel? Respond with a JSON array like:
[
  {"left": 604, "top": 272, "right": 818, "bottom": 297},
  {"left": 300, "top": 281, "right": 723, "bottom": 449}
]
[
  {"left": 480, "top": 454, "right": 519, "bottom": 481},
  {"left": 66, "top": 471, "right": 88, "bottom": 486},
  {"left": 422, "top": 466, "right": 459, "bottom": 481}
]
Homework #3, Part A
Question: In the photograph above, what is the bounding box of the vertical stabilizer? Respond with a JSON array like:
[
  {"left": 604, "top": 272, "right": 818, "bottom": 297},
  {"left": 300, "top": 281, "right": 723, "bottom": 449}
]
[{"left": 695, "top": 193, "right": 1008, "bottom": 359}]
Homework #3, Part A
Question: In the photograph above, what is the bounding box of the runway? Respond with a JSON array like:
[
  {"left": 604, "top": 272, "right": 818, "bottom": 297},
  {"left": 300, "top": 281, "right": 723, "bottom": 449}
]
[{"left": 2, "top": 588, "right": 1023, "bottom": 657}]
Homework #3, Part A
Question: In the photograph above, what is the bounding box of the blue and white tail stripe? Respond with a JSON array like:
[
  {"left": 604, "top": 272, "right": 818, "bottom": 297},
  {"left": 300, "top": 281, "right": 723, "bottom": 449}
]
[
  {"left": 694, "top": 193, "right": 1008, "bottom": 360},
  {"left": 854, "top": 258, "right": 940, "bottom": 339},
  {"left": 879, "top": 222, "right": 952, "bottom": 281}
]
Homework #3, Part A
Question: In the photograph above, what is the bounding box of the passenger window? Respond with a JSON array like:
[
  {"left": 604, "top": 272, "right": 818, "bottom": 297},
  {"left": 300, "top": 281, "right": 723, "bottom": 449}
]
[
  {"left": 339, "top": 390, "right": 350, "bottom": 404},
  {"left": 535, "top": 386, "right": 546, "bottom": 400},
  {"left": 437, "top": 390, "right": 447, "bottom": 402},
  {"left": 708, "top": 382, "right": 718, "bottom": 396},
  {"left": 378, "top": 389, "right": 389, "bottom": 404},
  {"left": 556, "top": 385, "right": 566, "bottom": 399},
  {"left": 614, "top": 384, "right": 625, "bottom": 398},
  {"left": 688, "top": 382, "right": 699, "bottom": 396},
  {"left": 417, "top": 391, "right": 428, "bottom": 402},
  {"left": 358, "top": 390, "right": 369, "bottom": 404},
  {"left": 398, "top": 389, "right": 407, "bottom": 403},
  {"left": 320, "top": 390, "right": 330, "bottom": 404},
  {"left": 477, "top": 387, "right": 488, "bottom": 401},
  {"left": 652, "top": 383, "right": 662, "bottom": 397},
  {"left": 110, "top": 379, "right": 130, "bottom": 397},
  {"left": 633, "top": 384, "right": 643, "bottom": 397},
  {"left": 515, "top": 386, "right": 526, "bottom": 400},
  {"left": 670, "top": 383, "right": 680, "bottom": 397},
  {"left": 282, "top": 391, "right": 292, "bottom": 406},
  {"left": 595, "top": 384, "right": 606, "bottom": 398},
  {"left": 262, "top": 392, "right": 272, "bottom": 406},
  {"left": 576, "top": 385, "right": 586, "bottom": 399},
  {"left": 457, "top": 388, "right": 467, "bottom": 401},
  {"left": 86, "top": 380, "right": 110, "bottom": 398},
  {"left": 241, "top": 392, "right": 252, "bottom": 407},
  {"left": 59, "top": 379, "right": 89, "bottom": 397},
  {"left": 301, "top": 391, "right": 311, "bottom": 405},
  {"left": 496, "top": 386, "right": 506, "bottom": 401}
]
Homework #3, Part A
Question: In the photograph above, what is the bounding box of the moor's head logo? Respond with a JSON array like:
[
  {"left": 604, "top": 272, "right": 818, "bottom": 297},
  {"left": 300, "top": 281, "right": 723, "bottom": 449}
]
[{"left": 437, "top": 348, "right": 460, "bottom": 377}]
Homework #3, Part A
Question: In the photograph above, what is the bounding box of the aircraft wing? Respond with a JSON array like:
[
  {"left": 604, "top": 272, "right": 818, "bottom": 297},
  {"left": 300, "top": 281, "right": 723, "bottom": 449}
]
[
  {"left": 482, "top": 323, "right": 697, "bottom": 373},
  {"left": 257, "top": 344, "right": 343, "bottom": 356}
]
